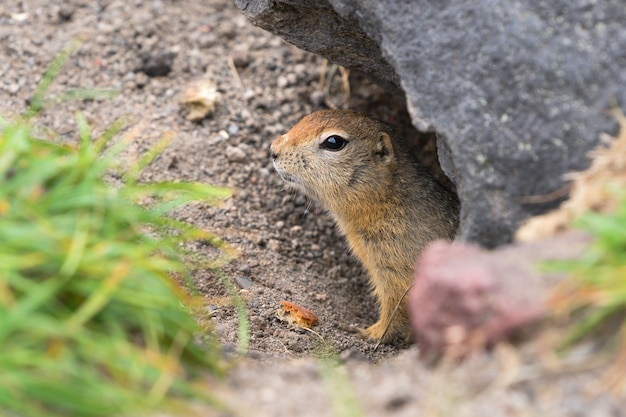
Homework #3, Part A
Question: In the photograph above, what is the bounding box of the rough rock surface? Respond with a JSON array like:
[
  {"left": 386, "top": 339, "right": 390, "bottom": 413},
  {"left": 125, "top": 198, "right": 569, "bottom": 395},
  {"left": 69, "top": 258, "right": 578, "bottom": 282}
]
[
  {"left": 234, "top": 0, "right": 626, "bottom": 247},
  {"left": 409, "top": 232, "right": 590, "bottom": 355}
]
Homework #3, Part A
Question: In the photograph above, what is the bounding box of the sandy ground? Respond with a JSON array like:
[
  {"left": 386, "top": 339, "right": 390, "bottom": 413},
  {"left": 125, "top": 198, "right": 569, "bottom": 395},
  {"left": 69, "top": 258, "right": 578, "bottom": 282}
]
[{"left": 1, "top": 1, "right": 624, "bottom": 416}]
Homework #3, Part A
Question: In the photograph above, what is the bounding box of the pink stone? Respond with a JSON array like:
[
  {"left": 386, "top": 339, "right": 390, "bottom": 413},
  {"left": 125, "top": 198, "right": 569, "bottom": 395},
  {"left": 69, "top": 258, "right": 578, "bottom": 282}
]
[{"left": 408, "top": 233, "right": 590, "bottom": 355}]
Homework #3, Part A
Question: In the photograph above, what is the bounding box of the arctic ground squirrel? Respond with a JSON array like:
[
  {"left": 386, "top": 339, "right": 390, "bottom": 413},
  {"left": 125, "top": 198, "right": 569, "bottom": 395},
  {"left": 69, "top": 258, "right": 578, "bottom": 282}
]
[{"left": 271, "top": 109, "right": 460, "bottom": 343}]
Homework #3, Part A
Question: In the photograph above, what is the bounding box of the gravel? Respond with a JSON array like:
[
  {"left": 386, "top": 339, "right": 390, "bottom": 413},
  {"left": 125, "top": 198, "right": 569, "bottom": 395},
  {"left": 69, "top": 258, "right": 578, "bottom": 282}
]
[{"left": 1, "top": 0, "right": 622, "bottom": 415}]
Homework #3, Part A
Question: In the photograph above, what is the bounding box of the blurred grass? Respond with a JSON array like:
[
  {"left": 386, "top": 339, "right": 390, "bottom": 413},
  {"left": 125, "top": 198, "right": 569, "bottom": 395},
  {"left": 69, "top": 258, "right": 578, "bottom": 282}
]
[
  {"left": 0, "top": 44, "right": 232, "bottom": 417},
  {"left": 550, "top": 190, "right": 626, "bottom": 349},
  {"left": 317, "top": 357, "right": 365, "bottom": 417}
]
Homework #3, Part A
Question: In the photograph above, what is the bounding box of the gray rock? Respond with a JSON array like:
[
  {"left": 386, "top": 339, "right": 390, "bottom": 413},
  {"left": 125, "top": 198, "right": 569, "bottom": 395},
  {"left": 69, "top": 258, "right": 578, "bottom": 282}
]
[
  {"left": 234, "top": 0, "right": 626, "bottom": 247},
  {"left": 233, "top": 0, "right": 401, "bottom": 92}
]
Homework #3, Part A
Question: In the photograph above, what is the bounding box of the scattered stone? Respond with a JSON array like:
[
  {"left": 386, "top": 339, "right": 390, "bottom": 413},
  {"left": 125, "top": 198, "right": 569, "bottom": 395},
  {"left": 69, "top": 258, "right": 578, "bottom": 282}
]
[
  {"left": 58, "top": 4, "right": 75, "bottom": 21},
  {"left": 10, "top": 13, "right": 28, "bottom": 22},
  {"left": 293, "top": 195, "right": 306, "bottom": 206},
  {"left": 288, "top": 225, "right": 302, "bottom": 236},
  {"left": 217, "top": 20, "right": 237, "bottom": 39},
  {"left": 385, "top": 394, "right": 413, "bottom": 411},
  {"left": 231, "top": 44, "right": 250, "bottom": 68},
  {"left": 193, "top": 24, "right": 216, "bottom": 46},
  {"left": 227, "top": 123, "right": 240, "bottom": 135},
  {"left": 240, "top": 108, "right": 252, "bottom": 120},
  {"left": 134, "top": 71, "right": 148, "bottom": 89},
  {"left": 267, "top": 239, "right": 281, "bottom": 251},
  {"left": 276, "top": 76, "right": 289, "bottom": 88},
  {"left": 286, "top": 73, "right": 297, "bottom": 85},
  {"left": 7, "top": 83, "right": 20, "bottom": 94},
  {"left": 225, "top": 145, "right": 247, "bottom": 162},
  {"left": 235, "top": 275, "right": 255, "bottom": 289},
  {"left": 138, "top": 50, "right": 176, "bottom": 77},
  {"left": 314, "top": 293, "right": 326, "bottom": 301},
  {"left": 309, "top": 90, "right": 325, "bottom": 106},
  {"left": 339, "top": 348, "right": 369, "bottom": 362}
]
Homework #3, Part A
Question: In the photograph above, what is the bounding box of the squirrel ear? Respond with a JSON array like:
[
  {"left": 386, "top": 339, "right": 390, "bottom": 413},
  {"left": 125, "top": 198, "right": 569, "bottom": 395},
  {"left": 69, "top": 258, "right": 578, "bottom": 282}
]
[{"left": 375, "top": 132, "right": 394, "bottom": 164}]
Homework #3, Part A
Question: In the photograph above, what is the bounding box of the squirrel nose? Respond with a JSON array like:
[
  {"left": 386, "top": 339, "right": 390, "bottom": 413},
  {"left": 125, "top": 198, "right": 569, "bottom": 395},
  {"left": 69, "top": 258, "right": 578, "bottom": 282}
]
[{"left": 270, "top": 143, "right": 279, "bottom": 160}]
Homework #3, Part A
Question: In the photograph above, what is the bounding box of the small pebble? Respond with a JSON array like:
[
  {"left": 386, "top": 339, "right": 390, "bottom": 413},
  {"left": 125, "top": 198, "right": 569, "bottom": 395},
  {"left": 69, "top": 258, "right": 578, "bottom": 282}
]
[
  {"left": 134, "top": 72, "right": 148, "bottom": 88},
  {"left": 139, "top": 51, "right": 176, "bottom": 77},
  {"left": 199, "top": 33, "right": 218, "bottom": 48},
  {"left": 228, "top": 123, "right": 240, "bottom": 135},
  {"left": 385, "top": 395, "right": 413, "bottom": 411},
  {"left": 286, "top": 73, "right": 297, "bottom": 84},
  {"left": 58, "top": 4, "right": 75, "bottom": 21},
  {"left": 339, "top": 348, "right": 369, "bottom": 363},
  {"left": 289, "top": 225, "right": 303, "bottom": 236},
  {"left": 293, "top": 64, "right": 307, "bottom": 75},
  {"left": 7, "top": 83, "right": 20, "bottom": 94},
  {"left": 277, "top": 76, "right": 289, "bottom": 88},
  {"left": 235, "top": 275, "right": 254, "bottom": 289},
  {"left": 226, "top": 145, "right": 247, "bottom": 162},
  {"left": 240, "top": 108, "right": 252, "bottom": 120},
  {"left": 310, "top": 90, "right": 325, "bottom": 106},
  {"left": 294, "top": 195, "right": 306, "bottom": 206},
  {"left": 217, "top": 21, "right": 237, "bottom": 39},
  {"left": 231, "top": 44, "right": 250, "bottom": 68},
  {"left": 267, "top": 239, "right": 281, "bottom": 251}
]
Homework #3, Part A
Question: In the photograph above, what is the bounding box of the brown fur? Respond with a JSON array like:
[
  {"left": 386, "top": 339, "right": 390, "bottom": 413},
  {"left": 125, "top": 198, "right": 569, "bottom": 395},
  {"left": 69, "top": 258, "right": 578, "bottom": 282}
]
[{"left": 271, "top": 110, "right": 460, "bottom": 343}]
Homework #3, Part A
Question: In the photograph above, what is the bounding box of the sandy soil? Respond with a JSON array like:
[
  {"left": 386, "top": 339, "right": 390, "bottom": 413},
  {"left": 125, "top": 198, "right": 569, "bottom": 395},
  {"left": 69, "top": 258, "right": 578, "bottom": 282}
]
[
  {"left": 1, "top": 0, "right": 427, "bottom": 360},
  {"left": 2, "top": 1, "right": 624, "bottom": 416}
]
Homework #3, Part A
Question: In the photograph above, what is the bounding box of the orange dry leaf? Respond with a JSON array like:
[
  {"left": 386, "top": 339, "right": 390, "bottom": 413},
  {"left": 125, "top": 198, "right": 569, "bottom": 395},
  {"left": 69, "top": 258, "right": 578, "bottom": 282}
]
[{"left": 276, "top": 300, "right": 319, "bottom": 328}]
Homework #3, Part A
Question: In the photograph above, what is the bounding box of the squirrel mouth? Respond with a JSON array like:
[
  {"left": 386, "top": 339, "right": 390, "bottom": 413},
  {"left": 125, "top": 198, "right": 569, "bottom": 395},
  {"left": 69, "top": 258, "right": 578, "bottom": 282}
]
[{"left": 273, "top": 162, "right": 301, "bottom": 187}]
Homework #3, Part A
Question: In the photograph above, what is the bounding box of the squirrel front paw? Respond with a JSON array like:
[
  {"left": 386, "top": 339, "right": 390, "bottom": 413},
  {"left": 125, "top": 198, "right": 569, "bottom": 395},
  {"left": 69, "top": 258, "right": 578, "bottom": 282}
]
[
  {"left": 358, "top": 321, "right": 389, "bottom": 343},
  {"left": 358, "top": 320, "right": 411, "bottom": 344}
]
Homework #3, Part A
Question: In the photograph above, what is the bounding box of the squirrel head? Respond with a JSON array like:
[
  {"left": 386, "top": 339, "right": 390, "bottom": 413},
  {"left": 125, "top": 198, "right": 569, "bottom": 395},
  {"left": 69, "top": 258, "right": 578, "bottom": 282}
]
[{"left": 270, "top": 110, "right": 396, "bottom": 208}]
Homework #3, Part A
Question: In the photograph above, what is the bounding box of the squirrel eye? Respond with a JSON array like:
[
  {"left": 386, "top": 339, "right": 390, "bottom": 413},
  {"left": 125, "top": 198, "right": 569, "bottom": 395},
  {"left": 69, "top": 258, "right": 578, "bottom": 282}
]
[{"left": 320, "top": 135, "right": 347, "bottom": 151}]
